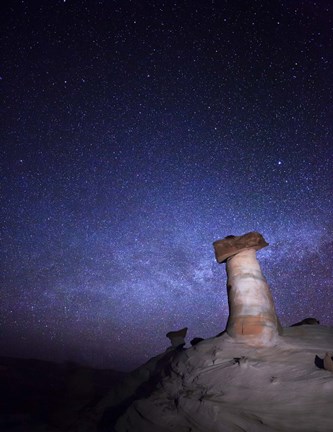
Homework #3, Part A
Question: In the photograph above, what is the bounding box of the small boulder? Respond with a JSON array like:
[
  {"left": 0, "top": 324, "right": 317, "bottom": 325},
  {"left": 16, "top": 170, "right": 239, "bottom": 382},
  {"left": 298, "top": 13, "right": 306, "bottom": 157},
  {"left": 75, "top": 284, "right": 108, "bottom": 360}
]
[
  {"left": 190, "top": 337, "right": 204, "bottom": 346},
  {"left": 323, "top": 353, "right": 333, "bottom": 372},
  {"left": 315, "top": 353, "right": 333, "bottom": 372}
]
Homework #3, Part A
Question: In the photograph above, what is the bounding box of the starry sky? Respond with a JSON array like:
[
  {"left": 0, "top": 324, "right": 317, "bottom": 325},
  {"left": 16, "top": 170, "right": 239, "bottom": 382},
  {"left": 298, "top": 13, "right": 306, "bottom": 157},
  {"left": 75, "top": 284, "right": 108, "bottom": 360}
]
[{"left": 1, "top": 0, "right": 332, "bottom": 371}]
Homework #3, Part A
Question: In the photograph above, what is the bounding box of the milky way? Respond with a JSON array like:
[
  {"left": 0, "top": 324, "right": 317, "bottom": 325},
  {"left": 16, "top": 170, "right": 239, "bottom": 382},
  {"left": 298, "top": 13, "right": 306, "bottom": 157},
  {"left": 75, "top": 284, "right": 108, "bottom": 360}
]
[{"left": 1, "top": 1, "right": 332, "bottom": 370}]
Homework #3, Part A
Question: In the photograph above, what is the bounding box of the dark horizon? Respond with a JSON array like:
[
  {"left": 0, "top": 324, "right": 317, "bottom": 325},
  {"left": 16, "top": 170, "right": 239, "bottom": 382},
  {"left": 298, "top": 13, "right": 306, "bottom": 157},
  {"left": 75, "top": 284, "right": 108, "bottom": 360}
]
[{"left": 1, "top": 0, "right": 332, "bottom": 371}]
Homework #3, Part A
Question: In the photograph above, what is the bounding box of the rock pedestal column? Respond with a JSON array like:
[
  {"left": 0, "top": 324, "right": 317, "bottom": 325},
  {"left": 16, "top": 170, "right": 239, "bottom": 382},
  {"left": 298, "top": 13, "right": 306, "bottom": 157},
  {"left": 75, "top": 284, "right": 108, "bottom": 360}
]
[{"left": 213, "top": 232, "right": 281, "bottom": 347}]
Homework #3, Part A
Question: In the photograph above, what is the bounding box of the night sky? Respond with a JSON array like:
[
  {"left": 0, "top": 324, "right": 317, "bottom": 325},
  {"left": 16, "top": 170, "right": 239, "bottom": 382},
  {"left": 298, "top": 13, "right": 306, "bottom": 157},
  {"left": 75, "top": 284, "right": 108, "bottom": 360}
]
[{"left": 1, "top": 0, "right": 332, "bottom": 371}]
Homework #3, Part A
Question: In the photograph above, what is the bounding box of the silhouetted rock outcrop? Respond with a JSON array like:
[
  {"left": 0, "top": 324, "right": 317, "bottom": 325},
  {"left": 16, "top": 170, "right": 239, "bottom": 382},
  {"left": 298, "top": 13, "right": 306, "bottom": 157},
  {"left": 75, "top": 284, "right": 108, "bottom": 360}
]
[{"left": 290, "top": 317, "right": 320, "bottom": 327}]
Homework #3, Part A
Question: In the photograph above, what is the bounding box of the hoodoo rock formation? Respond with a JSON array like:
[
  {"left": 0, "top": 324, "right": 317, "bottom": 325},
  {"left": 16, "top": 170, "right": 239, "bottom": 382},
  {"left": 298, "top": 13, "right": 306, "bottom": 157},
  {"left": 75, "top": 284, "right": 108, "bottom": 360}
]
[
  {"left": 166, "top": 327, "right": 188, "bottom": 348},
  {"left": 213, "top": 232, "right": 282, "bottom": 347}
]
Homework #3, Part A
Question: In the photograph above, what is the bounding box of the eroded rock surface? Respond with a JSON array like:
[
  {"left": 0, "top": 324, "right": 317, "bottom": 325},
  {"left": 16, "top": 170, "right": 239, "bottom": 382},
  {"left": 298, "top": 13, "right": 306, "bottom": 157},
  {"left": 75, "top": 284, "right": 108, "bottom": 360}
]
[{"left": 114, "top": 326, "right": 333, "bottom": 432}]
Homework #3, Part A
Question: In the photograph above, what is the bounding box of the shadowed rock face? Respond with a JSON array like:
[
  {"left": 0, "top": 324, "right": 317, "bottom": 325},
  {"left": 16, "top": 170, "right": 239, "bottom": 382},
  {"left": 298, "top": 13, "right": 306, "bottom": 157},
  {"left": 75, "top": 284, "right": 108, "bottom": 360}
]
[{"left": 213, "top": 232, "right": 281, "bottom": 347}]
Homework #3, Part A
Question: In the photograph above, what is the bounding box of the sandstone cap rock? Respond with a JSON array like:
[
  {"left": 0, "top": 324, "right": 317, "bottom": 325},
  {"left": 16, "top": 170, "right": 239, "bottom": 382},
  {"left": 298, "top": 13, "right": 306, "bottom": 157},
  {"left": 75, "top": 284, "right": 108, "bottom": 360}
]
[
  {"left": 213, "top": 231, "right": 269, "bottom": 263},
  {"left": 166, "top": 327, "right": 188, "bottom": 340}
]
